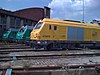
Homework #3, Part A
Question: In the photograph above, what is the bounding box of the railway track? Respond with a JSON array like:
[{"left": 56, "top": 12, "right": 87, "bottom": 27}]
[
  {"left": 0, "top": 56, "right": 100, "bottom": 75},
  {"left": 0, "top": 43, "right": 100, "bottom": 75},
  {"left": 0, "top": 46, "right": 100, "bottom": 62},
  {"left": 0, "top": 52, "right": 100, "bottom": 62},
  {"left": 0, "top": 46, "right": 31, "bottom": 49},
  {"left": 0, "top": 49, "right": 100, "bottom": 55},
  {"left": 0, "top": 64, "right": 100, "bottom": 75},
  {"left": 0, "top": 46, "right": 99, "bottom": 52},
  {"left": 0, "top": 64, "right": 100, "bottom": 71},
  {"left": 0, "top": 48, "right": 34, "bottom": 52},
  {"left": 0, "top": 43, "right": 31, "bottom": 49},
  {"left": 0, "top": 50, "right": 100, "bottom": 66}
]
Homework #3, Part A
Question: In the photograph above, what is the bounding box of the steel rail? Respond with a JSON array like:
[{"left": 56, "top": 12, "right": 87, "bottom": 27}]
[
  {"left": 0, "top": 64, "right": 100, "bottom": 71},
  {"left": 0, "top": 53, "right": 100, "bottom": 62}
]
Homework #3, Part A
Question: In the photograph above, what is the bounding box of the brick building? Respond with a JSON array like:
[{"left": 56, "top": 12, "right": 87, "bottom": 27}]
[{"left": 0, "top": 7, "right": 50, "bottom": 38}]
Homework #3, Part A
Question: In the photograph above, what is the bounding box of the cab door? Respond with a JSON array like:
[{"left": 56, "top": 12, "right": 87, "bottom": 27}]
[
  {"left": 92, "top": 29, "right": 98, "bottom": 41},
  {"left": 52, "top": 25, "right": 66, "bottom": 40},
  {"left": 52, "top": 25, "right": 58, "bottom": 40},
  {"left": 59, "top": 26, "right": 66, "bottom": 40}
]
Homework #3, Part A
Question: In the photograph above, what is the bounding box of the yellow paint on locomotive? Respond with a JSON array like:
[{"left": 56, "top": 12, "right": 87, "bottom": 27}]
[{"left": 30, "top": 18, "right": 100, "bottom": 41}]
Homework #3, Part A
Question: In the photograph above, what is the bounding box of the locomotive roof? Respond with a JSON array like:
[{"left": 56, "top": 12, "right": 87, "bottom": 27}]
[
  {"left": 8, "top": 28, "right": 18, "bottom": 31},
  {"left": 21, "top": 25, "right": 33, "bottom": 29},
  {"left": 41, "top": 18, "right": 100, "bottom": 29}
]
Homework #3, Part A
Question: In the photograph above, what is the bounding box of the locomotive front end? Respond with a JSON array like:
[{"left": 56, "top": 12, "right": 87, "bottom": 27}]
[{"left": 30, "top": 22, "right": 43, "bottom": 40}]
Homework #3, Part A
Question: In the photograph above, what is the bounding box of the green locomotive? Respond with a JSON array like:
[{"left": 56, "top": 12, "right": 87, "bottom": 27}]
[
  {"left": 2, "top": 28, "right": 18, "bottom": 42},
  {"left": 16, "top": 25, "right": 33, "bottom": 40}
]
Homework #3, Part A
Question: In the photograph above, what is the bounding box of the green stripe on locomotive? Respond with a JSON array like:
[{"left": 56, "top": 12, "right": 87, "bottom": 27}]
[
  {"left": 2, "top": 28, "right": 18, "bottom": 39},
  {"left": 16, "top": 25, "right": 33, "bottom": 40}
]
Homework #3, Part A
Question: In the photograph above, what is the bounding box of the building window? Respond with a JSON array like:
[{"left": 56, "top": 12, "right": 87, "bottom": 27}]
[
  {"left": 0, "top": 14, "right": 7, "bottom": 24},
  {"left": 23, "top": 19, "right": 28, "bottom": 25},
  {"left": 10, "top": 16, "right": 15, "bottom": 28},
  {"left": 27, "top": 20, "right": 32, "bottom": 26},
  {"left": 0, "top": 25, "right": 2, "bottom": 28},
  {"left": 15, "top": 18, "right": 21, "bottom": 27},
  {"left": 23, "top": 19, "right": 33, "bottom": 26},
  {"left": 33, "top": 21, "right": 38, "bottom": 26},
  {"left": 54, "top": 26, "right": 57, "bottom": 30}
]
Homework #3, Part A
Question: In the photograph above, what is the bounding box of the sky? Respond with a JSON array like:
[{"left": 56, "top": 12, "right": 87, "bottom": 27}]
[{"left": 0, "top": 0, "right": 100, "bottom": 22}]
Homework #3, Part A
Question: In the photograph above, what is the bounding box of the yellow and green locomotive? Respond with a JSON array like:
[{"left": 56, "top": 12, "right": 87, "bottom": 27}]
[{"left": 30, "top": 18, "right": 100, "bottom": 49}]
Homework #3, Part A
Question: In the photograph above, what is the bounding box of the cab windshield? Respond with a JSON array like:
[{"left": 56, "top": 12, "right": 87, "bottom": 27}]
[
  {"left": 5, "top": 30, "right": 10, "bottom": 34},
  {"left": 19, "top": 28, "right": 24, "bottom": 33},
  {"left": 34, "top": 22, "right": 43, "bottom": 29}
]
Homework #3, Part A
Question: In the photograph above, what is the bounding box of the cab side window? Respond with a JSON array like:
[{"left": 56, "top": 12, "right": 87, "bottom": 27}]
[
  {"left": 49, "top": 25, "right": 51, "bottom": 30},
  {"left": 20, "top": 28, "right": 24, "bottom": 33},
  {"left": 34, "top": 22, "right": 43, "bottom": 29},
  {"left": 14, "top": 32, "right": 17, "bottom": 34},
  {"left": 54, "top": 26, "right": 57, "bottom": 30}
]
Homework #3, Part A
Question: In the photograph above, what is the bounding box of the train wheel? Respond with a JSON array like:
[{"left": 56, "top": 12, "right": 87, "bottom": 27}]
[{"left": 46, "top": 43, "right": 53, "bottom": 50}]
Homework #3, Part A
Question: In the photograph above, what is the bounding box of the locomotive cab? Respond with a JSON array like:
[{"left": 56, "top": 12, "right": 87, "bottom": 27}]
[
  {"left": 16, "top": 25, "right": 33, "bottom": 40},
  {"left": 31, "top": 21, "right": 55, "bottom": 40},
  {"left": 31, "top": 20, "right": 66, "bottom": 41},
  {"left": 3, "top": 28, "right": 18, "bottom": 39},
  {"left": 30, "top": 19, "right": 66, "bottom": 49},
  {"left": 30, "top": 22, "right": 43, "bottom": 40},
  {"left": 3, "top": 30, "right": 10, "bottom": 39},
  {"left": 2, "top": 28, "right": 18, "bottom": 42}
]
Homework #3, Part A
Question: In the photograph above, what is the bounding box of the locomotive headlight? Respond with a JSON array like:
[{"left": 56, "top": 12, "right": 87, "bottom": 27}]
[
  {"left": 37, "top": 41, "right": 48, "bottom": 45},
  {"left": 36, "top": 33, "right": 40, "bottom": 37},
  {"left": 44, "top": 41, "right": 47, "bottom": 44},
  {"left": 37, "top": 41, "right": 41, "bottom": 44}
]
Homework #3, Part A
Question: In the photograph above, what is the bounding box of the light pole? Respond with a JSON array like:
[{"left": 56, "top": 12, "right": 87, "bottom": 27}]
[{"left": 82, "top": 0, "right": 84, "bottom": 23}]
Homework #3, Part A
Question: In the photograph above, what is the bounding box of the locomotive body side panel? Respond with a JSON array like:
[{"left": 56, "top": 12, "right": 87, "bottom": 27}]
[
  {"left": 59, "top": 26, "right": 66, "bottom": 40},
  {"left": 91, "top": 29, "right": 100, "bottom": 41},
  {"left": 84, "top": 28, "right": 92, "bottom": 41},
  {"left": 84, "top": 28, "right": 100, "bottom": 41},
  {"left": 67, "top": 26, "right": 84, "bottom": 41}
]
